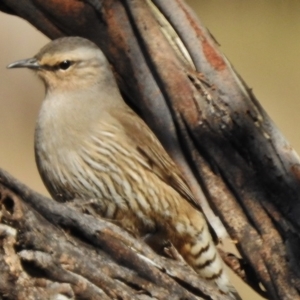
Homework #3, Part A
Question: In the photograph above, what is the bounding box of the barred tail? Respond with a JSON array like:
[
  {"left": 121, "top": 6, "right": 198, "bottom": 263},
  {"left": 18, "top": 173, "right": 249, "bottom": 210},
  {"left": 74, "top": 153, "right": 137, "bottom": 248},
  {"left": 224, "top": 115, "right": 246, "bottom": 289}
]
[{"left": 178, "top": 221, "right": 241, "bottom": 300}]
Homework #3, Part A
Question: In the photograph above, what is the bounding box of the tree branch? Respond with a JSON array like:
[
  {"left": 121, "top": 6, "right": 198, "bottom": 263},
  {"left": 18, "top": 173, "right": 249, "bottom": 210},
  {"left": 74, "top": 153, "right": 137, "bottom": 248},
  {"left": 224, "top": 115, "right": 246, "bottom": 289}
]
[{"left": 1, "top": 0, "right": 300, "bottom": 299}]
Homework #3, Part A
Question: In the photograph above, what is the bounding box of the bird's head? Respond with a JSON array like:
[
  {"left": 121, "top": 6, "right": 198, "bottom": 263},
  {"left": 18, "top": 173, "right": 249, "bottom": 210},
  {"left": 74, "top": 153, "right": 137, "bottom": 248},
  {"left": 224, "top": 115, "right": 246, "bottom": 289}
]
[{"left": 7, "top": 37, "right": 114, "bottom": 93}]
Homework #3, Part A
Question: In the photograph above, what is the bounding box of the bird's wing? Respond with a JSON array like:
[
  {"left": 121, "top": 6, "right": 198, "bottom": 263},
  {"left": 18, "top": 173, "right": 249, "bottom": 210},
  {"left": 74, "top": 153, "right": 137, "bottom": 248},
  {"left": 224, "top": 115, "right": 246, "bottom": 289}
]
[{"left": 110, "top": 108, "right": 199, "bottom": 209}]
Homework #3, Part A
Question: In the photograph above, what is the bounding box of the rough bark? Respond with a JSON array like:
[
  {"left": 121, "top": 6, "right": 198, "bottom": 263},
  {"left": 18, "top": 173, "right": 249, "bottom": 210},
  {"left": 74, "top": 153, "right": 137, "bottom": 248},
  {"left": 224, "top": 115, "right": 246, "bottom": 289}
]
[
  {"left": 1, "top": 0, "right": 300, "bottom": 299},
  {"left": 0, "top": 169, "right": 229, "bottom": 300}
]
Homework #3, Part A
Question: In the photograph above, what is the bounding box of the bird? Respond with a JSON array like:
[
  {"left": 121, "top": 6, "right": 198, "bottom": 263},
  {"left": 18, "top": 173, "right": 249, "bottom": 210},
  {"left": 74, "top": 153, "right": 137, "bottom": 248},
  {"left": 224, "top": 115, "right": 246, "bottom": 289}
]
[{"left": 8, "top": 36, "right": 240, "bottom": 299}]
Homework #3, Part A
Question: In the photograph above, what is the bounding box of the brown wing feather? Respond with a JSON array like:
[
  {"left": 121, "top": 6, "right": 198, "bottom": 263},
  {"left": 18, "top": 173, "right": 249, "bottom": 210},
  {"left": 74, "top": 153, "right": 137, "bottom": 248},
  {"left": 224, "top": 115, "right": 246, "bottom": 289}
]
[
  {"left": 110, "top": 107, "right": 199, "bottom": 209},
  {"left": 109, "top": 107, "right": 218, "bottom": 242}
]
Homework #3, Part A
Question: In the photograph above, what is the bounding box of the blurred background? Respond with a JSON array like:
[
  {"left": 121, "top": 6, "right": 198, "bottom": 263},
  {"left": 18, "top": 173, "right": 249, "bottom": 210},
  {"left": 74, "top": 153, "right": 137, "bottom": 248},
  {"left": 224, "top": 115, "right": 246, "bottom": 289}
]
[{"left": 1, "top": 1, "right": 300, "bottom": 299}]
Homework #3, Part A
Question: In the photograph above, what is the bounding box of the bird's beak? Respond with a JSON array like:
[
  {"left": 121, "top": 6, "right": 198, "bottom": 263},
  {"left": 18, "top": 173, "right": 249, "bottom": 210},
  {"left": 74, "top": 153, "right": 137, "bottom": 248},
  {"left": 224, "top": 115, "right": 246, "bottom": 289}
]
[{"left": 7, "top": 58, "right": 40, "bottom": 70}]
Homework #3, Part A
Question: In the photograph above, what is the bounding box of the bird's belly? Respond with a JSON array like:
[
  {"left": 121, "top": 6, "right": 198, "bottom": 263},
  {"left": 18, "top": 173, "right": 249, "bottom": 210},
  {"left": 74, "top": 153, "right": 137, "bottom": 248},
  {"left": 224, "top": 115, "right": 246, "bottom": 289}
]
[{"left": 40, "top": 148, "right": 158, "bottom": 234}]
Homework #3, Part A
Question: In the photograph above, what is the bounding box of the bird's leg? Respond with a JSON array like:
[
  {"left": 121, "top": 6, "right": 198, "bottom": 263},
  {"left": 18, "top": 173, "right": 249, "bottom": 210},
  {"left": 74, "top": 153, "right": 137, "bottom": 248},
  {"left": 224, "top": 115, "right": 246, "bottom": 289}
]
[
  {"left": 142, "top": 230, "right": 169, "bottom": 256},
  {"left": 68, "top": 198, "right": 104, "bottom": 217},
  {"left": 163, "top": 242, "right": 186, "bottom": 262}
]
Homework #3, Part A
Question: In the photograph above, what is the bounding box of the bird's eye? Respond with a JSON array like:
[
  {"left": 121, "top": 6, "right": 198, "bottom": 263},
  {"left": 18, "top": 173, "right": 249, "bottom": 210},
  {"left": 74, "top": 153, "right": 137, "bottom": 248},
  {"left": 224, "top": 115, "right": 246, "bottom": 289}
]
[{"left": 59, "top": 60, "right": 72, "bottom": 70}]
